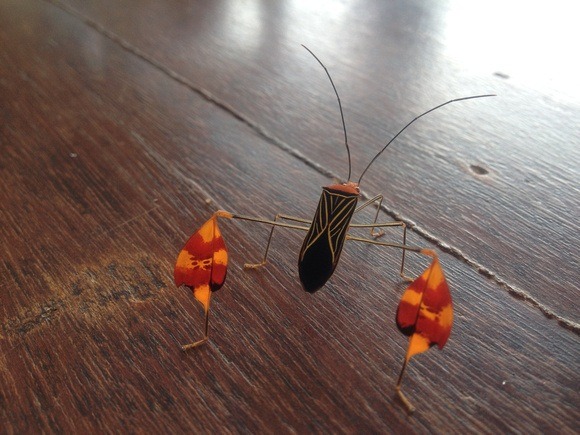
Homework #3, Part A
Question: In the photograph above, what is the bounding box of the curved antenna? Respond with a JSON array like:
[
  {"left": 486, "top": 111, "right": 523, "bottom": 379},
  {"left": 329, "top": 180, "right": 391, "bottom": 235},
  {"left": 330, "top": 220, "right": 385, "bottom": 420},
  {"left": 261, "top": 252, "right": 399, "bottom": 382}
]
[
  {"left": 302, "top": 45, "right": 352, "bottom": 181},
  {"left": 357, "top": 94, "right": 496, "bottom": 185}
]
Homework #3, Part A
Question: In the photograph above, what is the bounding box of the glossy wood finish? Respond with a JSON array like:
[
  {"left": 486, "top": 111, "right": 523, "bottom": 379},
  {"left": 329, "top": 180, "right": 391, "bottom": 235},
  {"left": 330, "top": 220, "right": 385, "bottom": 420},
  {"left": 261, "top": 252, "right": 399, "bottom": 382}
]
[{"left": 1, "top": 0, "right": 578, "bottom": 432}]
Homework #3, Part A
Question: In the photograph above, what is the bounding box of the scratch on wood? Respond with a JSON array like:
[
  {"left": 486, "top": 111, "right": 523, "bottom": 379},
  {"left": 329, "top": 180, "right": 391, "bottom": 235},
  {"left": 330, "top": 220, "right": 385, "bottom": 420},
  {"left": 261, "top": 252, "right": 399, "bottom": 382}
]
[
  {"left": 1, "top": 256, "right": 166, "bottom": 341},
  {"left": 4, "top": 300, "right": 63, "bottom": 336},
  {"left": 91, "top": 205, "right": 160, "bottom": 239}
]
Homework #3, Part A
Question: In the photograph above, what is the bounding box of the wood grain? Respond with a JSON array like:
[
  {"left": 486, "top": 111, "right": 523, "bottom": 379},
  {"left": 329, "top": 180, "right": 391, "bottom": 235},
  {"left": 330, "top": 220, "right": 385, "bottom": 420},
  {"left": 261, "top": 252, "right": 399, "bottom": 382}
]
[{"left": 1, "top": 0, "right": 578, "bottom": 433}]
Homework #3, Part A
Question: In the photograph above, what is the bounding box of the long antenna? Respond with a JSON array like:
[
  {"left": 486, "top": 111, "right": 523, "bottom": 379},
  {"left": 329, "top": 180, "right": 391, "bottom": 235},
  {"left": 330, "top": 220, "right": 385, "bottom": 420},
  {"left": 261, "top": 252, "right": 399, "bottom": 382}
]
[
  {"left": 302, "top": 45, "right": 352, "bottom": 181},
  {"left": 357, "top": 94, "right": 496, "bottom": 185}
]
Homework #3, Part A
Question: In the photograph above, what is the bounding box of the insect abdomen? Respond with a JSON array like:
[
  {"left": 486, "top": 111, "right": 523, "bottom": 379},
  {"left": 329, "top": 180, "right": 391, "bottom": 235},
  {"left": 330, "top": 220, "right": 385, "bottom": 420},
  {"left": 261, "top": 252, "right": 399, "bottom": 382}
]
[{"left": 299, "top": 184, "right": 359, "bottom": 293}]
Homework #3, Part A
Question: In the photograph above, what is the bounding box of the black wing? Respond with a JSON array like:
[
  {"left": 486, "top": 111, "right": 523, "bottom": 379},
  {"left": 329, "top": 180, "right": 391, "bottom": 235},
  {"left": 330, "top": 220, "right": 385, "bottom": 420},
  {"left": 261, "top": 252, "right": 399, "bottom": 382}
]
[{"left": 299, "top": 188, "right": 358, "bottom": 293}]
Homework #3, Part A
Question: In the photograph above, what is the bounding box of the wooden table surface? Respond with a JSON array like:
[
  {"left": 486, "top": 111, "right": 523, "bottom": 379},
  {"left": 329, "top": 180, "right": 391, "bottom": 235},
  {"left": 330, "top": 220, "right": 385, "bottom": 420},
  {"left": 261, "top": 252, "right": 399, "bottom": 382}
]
[{"left": 1, "top": 0, "right": 578, "bottom": 433}]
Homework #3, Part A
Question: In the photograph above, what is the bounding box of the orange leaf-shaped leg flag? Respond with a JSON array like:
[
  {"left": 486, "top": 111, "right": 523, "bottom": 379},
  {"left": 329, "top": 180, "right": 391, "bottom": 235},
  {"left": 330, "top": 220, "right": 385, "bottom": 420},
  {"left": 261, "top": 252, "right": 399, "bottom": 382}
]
[
  {"left": 395, "top": 249, "right": 453, "bottom": 413},
  {"left": 174, "top": 211, "right": 231, "bottom": 350}
]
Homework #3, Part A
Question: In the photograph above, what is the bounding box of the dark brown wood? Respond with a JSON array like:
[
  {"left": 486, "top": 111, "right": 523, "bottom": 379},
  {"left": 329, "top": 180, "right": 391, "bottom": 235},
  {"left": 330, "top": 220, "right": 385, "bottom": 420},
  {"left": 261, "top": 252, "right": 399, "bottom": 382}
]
[{"left": 1, "top": 0, "right": 578, "bottom": 433}]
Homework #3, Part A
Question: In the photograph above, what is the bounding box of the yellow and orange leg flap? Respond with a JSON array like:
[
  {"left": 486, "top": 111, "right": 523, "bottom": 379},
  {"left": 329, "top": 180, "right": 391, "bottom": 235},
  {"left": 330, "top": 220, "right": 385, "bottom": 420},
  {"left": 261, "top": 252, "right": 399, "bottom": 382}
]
[
  {"left": 394, "top": 249, "right": 453, "bottom": 413},
  {"left": 174, "top": 211, "right": 232, "bottom": 350}
]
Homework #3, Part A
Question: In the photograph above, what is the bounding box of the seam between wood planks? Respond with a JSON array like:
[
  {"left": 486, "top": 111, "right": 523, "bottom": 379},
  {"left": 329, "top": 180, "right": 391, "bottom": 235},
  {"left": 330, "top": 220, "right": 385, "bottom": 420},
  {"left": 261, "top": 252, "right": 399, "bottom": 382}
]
[{"left": 46, "top": 0, "right": 579, "bottom": 336}]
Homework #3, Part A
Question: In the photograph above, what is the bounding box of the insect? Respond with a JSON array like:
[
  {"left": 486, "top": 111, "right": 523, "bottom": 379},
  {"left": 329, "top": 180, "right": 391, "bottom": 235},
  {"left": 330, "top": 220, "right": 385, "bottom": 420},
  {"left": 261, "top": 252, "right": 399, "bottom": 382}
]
[{"left": 174, "top": 45, "right": 494, "bottom": 413}]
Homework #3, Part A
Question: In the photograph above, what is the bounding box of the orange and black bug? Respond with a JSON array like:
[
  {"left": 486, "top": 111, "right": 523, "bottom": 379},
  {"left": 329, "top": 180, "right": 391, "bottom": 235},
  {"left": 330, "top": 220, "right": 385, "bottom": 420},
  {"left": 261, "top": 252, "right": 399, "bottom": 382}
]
[{"left": 174, "top": 45, "right": 494, "bottom": 413}]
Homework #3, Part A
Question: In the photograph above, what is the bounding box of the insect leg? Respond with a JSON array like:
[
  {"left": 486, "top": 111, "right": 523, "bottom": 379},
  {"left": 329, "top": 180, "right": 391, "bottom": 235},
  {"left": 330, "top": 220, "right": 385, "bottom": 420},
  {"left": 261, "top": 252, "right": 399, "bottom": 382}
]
[
  {"left": 354, "top": 194, "right": 387, "bottom": 237},
  {"left": 241, "top": 214, "right": 311, "bottom": 268},
  {"left": 351, "top": 195, "right": 409, "bottom": 277},
  {"left": 395, "top": 358, "right": 415, "bottom": 414},
  {"left": 346, "top": 231, "right": 416, "bottom": 281},
  {"left": 182, "top": 304, "right": 210, "bottom": 351},
  {"left": 349, "top": 219, "right": 409, "bottom": 282},
  {"left": 175, "top": 212, "right": 231, "bottom": 350}
]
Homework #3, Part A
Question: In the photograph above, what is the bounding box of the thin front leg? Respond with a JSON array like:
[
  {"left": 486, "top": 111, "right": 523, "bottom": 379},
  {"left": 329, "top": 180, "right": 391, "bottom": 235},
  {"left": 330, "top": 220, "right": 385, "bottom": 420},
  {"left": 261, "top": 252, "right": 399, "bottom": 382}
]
[
  {"left": 182, "top": 299, "right": 211, "bottom": 351},
  {"left": 395, "top": 356, "right": 415, "bottom": 414},
  {"left": 399, "top": 223, "right": 409, "bottom": 281},
  {"left": 353, "top": 194, "right": 409, "bottom": 276},
  {"left": 236, "top": 214, "right": 311, "bottom": 269},
  {"left": 349, "top": 218, "right": 410, "bottom": 281},
  {"left": 354, "top": 194, "right": 385, "bottom": 237}
]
